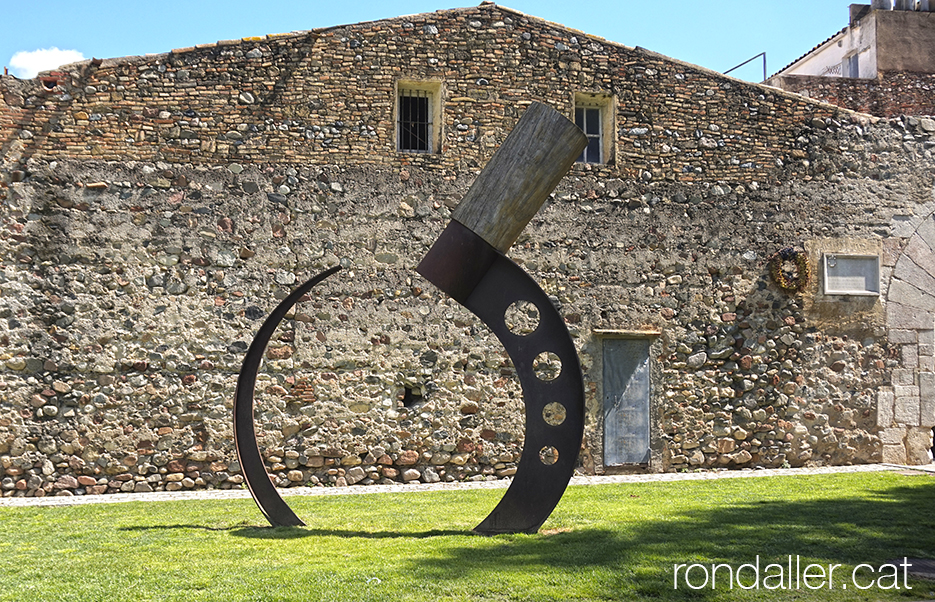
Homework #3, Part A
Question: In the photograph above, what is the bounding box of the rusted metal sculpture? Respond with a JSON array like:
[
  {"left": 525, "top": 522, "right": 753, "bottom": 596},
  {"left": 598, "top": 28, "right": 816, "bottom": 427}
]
[
  {"left": 417, "top": 102, "right": 588, "bottom": 533},
  {"left": 233, "top": 266, "right": 340, "bottom": 527},
  {"left": 234, "top": 101, "right": 588, "bottom": 533}
]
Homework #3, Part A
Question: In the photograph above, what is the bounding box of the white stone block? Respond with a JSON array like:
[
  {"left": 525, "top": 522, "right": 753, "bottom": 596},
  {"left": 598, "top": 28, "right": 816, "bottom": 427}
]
[
  {"left": 904, "top": 236, "right": 935, "bottom": 278},
  {"left": 894, "top": 254, "right": 935, "bottom": 294},
  {"left": 920, "top": 372, "right": 935, "bottom": 427},
  {"left": 894, "top": 395, "right": 921, "bottom": 426},
  {"left": 892, "top": 368, "right": 916, "bottom": 386},
  {"left": 906, "top": 427, "right": 934, "bottom": 465},
  {"left": 902, "top": 344, "right": 919, "bottom": 369},
  {"left": 882, "top": 443, "right": 907, "bottom": 465},
  {"left": 888, "top": 302, "right": 934, "bottom": 330},
  {"left": 880, "top": 427, "right": 906, "bottom": 445},
  {"left": 889, "top": 329, "right": 919, "bottom": 345},
  {"left": 915, "top": 216, "right": 935, "bottom": 253},
  {"left": 877, "top": 390, "right": 895, "bottom": 427},
  {"left": 921, "top": 399, "right": 935, "bottom": 427}
]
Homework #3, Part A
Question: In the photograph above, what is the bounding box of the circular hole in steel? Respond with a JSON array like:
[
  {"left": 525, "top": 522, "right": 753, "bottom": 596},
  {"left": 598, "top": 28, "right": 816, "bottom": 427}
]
[
  {"left": 533, "top": 351, "right": 562, "bottom": 381},
  {"left": 539, "top": 446, "right": 559, "bottom": 466},
  {"left": 542, "top": 402, "right": 566, "bottom": 426},
  {"left": 504, "top": 300, "right": 540, "bottom": 336}
]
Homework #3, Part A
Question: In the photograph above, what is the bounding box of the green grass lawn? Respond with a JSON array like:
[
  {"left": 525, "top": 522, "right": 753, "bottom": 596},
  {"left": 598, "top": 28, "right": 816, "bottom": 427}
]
[{"left": 0, "top": 471, "right": 933, "bottom": 601}]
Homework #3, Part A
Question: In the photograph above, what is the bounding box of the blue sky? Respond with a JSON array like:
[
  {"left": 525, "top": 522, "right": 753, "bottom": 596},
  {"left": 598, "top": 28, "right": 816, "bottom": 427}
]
[{"left": 3, "top": 1, "right": 848, "bottom": 83}]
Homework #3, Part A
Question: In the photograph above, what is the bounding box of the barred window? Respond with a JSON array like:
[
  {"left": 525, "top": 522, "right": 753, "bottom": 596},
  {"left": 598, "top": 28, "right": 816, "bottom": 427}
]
[{"left": 398, "top": 89, "right": 433, "bottom": 153}]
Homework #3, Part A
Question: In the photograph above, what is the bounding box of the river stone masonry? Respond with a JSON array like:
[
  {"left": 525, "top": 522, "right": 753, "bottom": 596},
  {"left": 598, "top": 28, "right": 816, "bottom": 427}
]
[
  {"left": 1, "top": 3, "right": 933, "bottom": 498},
  {"left": 2, "top": 3, "right": 850, "bottom": 182}
]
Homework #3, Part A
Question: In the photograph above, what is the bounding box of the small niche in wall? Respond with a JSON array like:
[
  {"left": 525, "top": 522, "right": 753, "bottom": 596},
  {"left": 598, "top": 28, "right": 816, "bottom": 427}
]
[{"left": 822, "top": 253, "right": 880, "bottom": 296}]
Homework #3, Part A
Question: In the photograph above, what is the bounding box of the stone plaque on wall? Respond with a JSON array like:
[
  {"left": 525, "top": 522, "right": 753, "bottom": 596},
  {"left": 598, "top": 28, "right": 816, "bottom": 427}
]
[{"left": 823, "top": 253, "right": 880, "bottom": 295}]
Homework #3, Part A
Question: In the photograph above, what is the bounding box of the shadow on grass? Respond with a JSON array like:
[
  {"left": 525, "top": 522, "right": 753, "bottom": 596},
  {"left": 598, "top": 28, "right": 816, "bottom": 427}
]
[
  {"left": 405, "top": 480, "right": 935, "bottom": 600},
  {"left": 118, "top": 523, "right": 468, "bottom": 539},
  {"left": 230, "top": 527, "right": 468, "bottom": 540},
  {"left": 109, "top": 477, "right": 935, "bottom": 599},
  {"left": 119, "top": 524, "right": 249, "bottom": 533},
  {"left": 118, "top": 525, "right": 468, "bottom": 539}
]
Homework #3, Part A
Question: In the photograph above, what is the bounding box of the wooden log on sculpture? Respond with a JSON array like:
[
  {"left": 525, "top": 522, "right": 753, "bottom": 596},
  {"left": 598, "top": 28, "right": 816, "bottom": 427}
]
[
  {"left": 451, "top": 101, "right": 588, "bottom": 253},
  {"left": 418, "top": 102, "right": 587, "bottom": 303},
  {"left": 236, "top": 100, "right": 590, "bottom": 533},
  {"left": 416, "top": 101, "right": 589, "bottom": 534}
]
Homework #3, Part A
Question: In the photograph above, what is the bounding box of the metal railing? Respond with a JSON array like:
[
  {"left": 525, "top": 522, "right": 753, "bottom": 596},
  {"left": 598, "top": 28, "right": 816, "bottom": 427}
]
[{"left": 724, "top": 52, "right": 767, "bottom": 83}]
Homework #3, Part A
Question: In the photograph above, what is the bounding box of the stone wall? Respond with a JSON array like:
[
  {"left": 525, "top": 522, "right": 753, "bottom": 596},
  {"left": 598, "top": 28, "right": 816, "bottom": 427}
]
[
  {"left": 2, "top": 3, "right": 845, "bottom": 185},
  {"left": 1, "top": 4, "right": 934, "bottom": 498},
  {"left": 768, "top": 72, "right": 935, "bottom": 118},
  {"left": 2, "top": 112, "right": 934, "bottom": 497}
]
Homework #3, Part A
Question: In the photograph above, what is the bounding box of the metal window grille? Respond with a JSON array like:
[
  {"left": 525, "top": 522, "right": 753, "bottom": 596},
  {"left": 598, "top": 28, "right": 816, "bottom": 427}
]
[
  {"left": 575, "top": 106, "right": 602, "bottom": 163},
  {"left": 398, "top": 89, "right": 432, "bottom": 153}
]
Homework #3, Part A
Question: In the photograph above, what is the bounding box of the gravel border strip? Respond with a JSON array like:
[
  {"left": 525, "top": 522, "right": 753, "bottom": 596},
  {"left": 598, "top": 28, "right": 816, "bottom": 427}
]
[{"left": 0, "top": 463, "right": 919, "bottom": 509}]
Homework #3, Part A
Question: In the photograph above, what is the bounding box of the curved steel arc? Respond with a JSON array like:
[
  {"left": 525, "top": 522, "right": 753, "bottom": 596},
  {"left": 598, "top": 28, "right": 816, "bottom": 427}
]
[
  {"left": 235, "top": 260, "right": 582, "bottom": 534},
  {"left": 466, "top": 255, "right": 585, "bottom": 534},
  {"left": 233, "top": 265, "right": 342, "bottom": 527}
]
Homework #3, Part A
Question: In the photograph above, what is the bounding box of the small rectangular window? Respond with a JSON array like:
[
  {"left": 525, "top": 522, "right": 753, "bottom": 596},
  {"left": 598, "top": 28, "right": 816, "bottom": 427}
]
[
  {"left": 574, "top": 93, "right": 614, "bottom": 165},
  {"left": 398, "top": 89, "right": 433, "bottom": 153},
  {"left": 576, "top": 107, "right": 602, "bottom": 164}
]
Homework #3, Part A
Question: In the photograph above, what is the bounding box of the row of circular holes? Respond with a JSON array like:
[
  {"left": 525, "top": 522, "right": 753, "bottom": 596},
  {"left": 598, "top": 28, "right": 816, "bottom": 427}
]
[{"left": 504, "top": 300, "right": 565, "bottom": 466}]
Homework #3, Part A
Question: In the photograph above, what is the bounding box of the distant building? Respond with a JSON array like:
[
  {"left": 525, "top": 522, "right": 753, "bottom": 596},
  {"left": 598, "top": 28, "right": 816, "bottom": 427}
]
[{"left": 767, "top": 2, "right": 935, "bottom": 117}]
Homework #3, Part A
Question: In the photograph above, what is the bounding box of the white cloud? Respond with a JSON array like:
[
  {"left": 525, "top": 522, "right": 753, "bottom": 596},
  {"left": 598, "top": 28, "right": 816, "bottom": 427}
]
[{"left": 9, "top": 48, "right": 86, "bottom": 79}]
